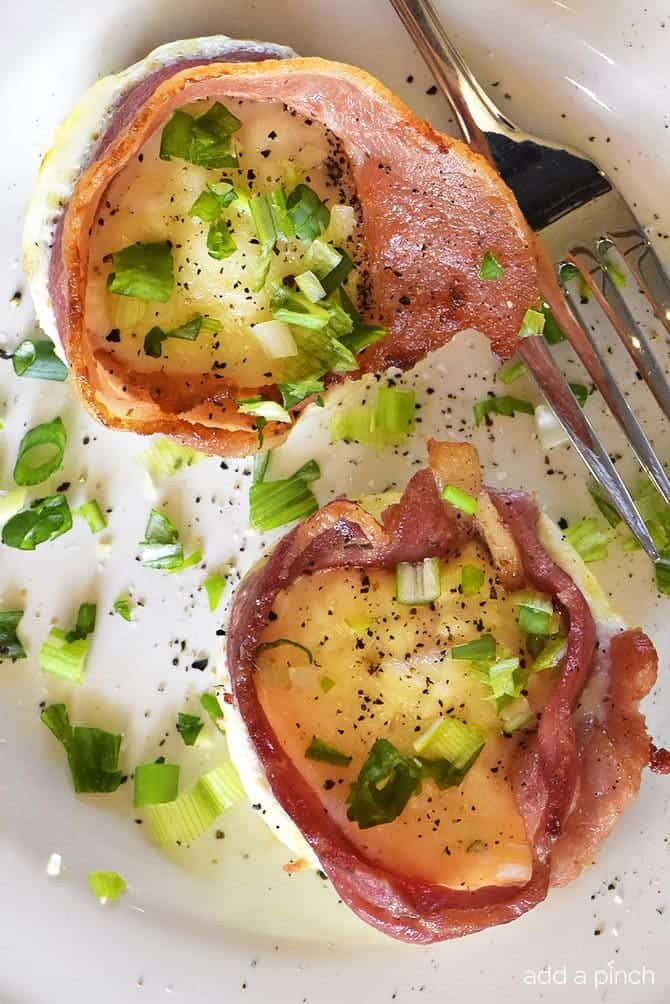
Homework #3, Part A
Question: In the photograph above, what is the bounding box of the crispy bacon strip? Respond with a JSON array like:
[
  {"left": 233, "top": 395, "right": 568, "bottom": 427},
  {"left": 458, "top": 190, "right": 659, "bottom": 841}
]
[
  {"left": 228, "top": 471, "right": 659, "bottom": 943},
  {"left": 50, "top": 53, "right": 539, "bottom": 456}
]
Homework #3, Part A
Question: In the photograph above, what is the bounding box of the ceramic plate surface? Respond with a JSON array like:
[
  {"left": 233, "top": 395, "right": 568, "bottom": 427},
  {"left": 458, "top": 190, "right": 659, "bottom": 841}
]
[{"left": 1, "top": 1, "right": 669, "bottom": 1001}]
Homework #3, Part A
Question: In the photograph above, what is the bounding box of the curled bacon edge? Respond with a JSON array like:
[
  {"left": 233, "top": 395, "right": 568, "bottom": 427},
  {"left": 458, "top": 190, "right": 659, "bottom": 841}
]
[{"left": 227, "top": 467, "right": 663, "bottom": 943}]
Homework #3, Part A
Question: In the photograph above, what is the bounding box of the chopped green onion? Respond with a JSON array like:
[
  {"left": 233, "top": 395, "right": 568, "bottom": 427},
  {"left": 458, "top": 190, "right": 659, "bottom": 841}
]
[
  {"left": 513, "top": 591, "right": 557, "bottom": 636},
  {"left": 107, "top": 241, "right": 174, "bottom": 302},
  {"left": 570, "top": 382, "right": 590, "bottom": 408},
  {"left": 442, "top": 485, "right": 479, "bottom": 515},
  {"left": 113, "top": 596, "right": 133, "bottom": 621},
  {"left": 604, "top": 256, "right": 627, "bottom": 289},
  {"left": 88, "top": 871, "right": 127, "bottom": 903},
  {"left": 346, "top": 738, "right": 422, "bottom": 830},
  {"left": 206, "top": 219, "right": 237, "bottom": 260},
  {"left": 160, "top": 102, "right": 241, "bottom": 168},
  {"left": 204, "top": 574, "right": 226, "bottom": 612},
  {"left": 256, "top": 638, "right": 314, "bottom": 664},
  {"left": 500, "top": 696, "right": 536, "bottom": 735},
  {"left": 2, "top": 493, "right": 72, "bottom": 550},
  {"left": 320, "top": 675, "right": 336, "bottom": 693},
  {"left": 345, "top": 615, "right": 374, "bottom": 634},
  {"left": 305, "top": 736, "right": 352, "bottom": 767},
  {"left": 340, "top": 323, "right": 387, "bottom": 356},
  {"left": 167, "top": 548, "right": 202, "bottom": 574},
  {"left": 13, "top": 417, "right": 66, "bottom": 486},
  {"left": 249, "top": 460, "right": 320, "bottom": 531},
  {"left": 559, "top": 263, "right": 579, "bottom": 283},
  {"left": 0, "top": 610, "right": 26, "bottom": 659},
  {"left": 145, "top": 762, "right": 245, "bottom": 846},
  {"left": 134, "top": 762, "right": 180, "bottom": 807},
  {"left": 278, "top": 377, "right": 325, "bottom": 409},
  {"left": 176, "top": 712, "right": 204, "bottom": 747},
  {"left": 143, "top": 315, "right": 203, "bottom": 358},
  {"left": 655, "top": 550, "right": 670, "bottom": 595},
  {"left": 307, "top": 239, "right": 342, "bottom": 277},
  {"left": 268, "top": 186, "right": 295, "bottom": 238},
  {"left": 287, "top": 184, "right": 330, "bottom": 242},
  {"left": 140, "top": 438, "right": 204, "bottom": 478},
  {"left": 461, "top": 564, "right": 485, "bottom": 597},
  {"left": 413, "top": 717, "right": 484, "bottom": 768},
  {"left": 541, "top": 300, "right": 565, "bottom": 345},
  {"left": 12, "top": 338, "right": 68, "bottom": 381},
  {"left": 589, "top": 484, "right": 621, "bottom": 527},
  {"left": 498, "top": 357, "right": 527, "bottom": 385},
  {"left": 319, "top": 247, "right": 354, "bottom": 295},
  {"left": 41, "top": 704, "right": 123, "bottom": 793},
  {"left": 253, "top": 449, "right": 270, "bottom": 485},
  {"left": 532, "top": 635, "right": 568, "bottom": 672},
  {"left": 249, "top": 193, "right": 277, "bottom": 247},
  {"left": 564, "top": 517, "right": 612, "bottom": 562},
  {"left": 471, "top": 655, "right": 527, "bottom": 708},
  {"left": 272, "top": 306, "right": 329, "bottom": 330},
  {"left": 75, "top": 499, "right": 107, "bottom": 533},
  {"left": 518, "top": 307, "right": 546, "bottom": 339},
  {"left": 473, "top": 395, "right": 534, "bottom": 426},
  {"left": 295, "top": 270, "right": 327, "bottom": 302},
  {"left": 395, "top": 557, "right": 441, "bottom": 605},
  {"left": 138, "top": 509, "right": 184, "bottom": 569},
  {"left": 251, "top": 320, "right": 297, "bottom": 359},
  {"left": 331, "top": 387, "right": 415, "bottom": 446},
  {"left": 238, "top": 398, "right": 292, "bottom": 424},
  {"left": 451, "top": 633, "right": 497, "bottom": 661},
  {"left": 189, "top": 182, "right": 237, "bottom": 221},
  {"left": 479, "top": 250, "right": 504, "bottom": 280},
  {"left": 200, "top": 692, "right": 224, "bottom": 729},
  {"left": 40, "top": 603, "right": 96, "bottom": 683}
]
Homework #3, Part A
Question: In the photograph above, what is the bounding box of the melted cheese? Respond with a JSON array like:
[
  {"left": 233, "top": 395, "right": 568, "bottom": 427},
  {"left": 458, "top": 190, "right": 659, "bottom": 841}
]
[
  {"left": 85, "top": 98, "right": 363, "bottom": 388},
  {"left": 253, "top": 539, "right": 557, "bottom": 890}
]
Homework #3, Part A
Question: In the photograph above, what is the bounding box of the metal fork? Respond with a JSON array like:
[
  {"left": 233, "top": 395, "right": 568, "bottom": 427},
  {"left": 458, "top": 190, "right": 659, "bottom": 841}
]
[{"left": 390, "top": 0, "right": 670, "bottom": 565}]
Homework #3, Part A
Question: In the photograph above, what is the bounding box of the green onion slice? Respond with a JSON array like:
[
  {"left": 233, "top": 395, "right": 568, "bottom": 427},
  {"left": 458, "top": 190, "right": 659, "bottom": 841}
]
[
  {"left": 138, "top": 509, "right": 186, "bottom": 569},
  {"left": 331, "top": 388, "right": 415, "bottom": 446},
  {"left": 75, "top": 499, "right": 107, "bottom": 533},
  {"left": 160, "top": 102, "right": 241, "bottom": 168},
  {"left": 256, "top": 638, "right": 314, "bottom": 664},
  {"left": 41, "top": 704, "right": 123, "bottom": 793},
  {"left": 346, "top": 738, "right": 422, "bottom": 830},
  {"left": 2, "top": 493, "right": 72, "bottom": 550},
  {"left": 200, "top": 692, "right": 225, "bottom": 730},
  {"left": 512, "top": 591, "right": 557, "bottom": 636},
  {"left": 176, "top": 712, "right": 204, "bottom": 747},
  {"left": 249, "top": 193, "right": 277, "bottom": 247},
  {"left": 88, "top": 871, "right": 127, "bottom": 903},
  {"left": 442, "top": 485, "right": 479, "bottom": 515},
  {"left": 479, "top": 250, "right": 504, "bottom": 280},
  {"left": 320, "top": 676, "right": 336, "bottom": 694},
  {"left": 396, "top": 557, "right": 441, "bottom": 605},
  {"left": 451, "top": 633, "right": 497, "bottom": 661},
  {"left": 296, "top": 270, "right": 327, "bottom": 303},
  {"left": 564, "top": 517, "right": 612, "bottom": 563},
  {"left": 340, "top": 323, "right": 387, "bottom": 356},
  {"left": 306, "top": 736, "right": 352, "bottom": 767},
  {"left": 532, "top": 635, "right": 568, "bottom": 672},
  {"left": 268, "top": 186, "right": 295, "bottom": 238},
  {"left": 189, "top": 182, "right": 237, "bottom": 221},
  {"left": 134, "top": 762, "right": 180, "bottom": 807},
  {"left": 107, "top": 241, "right": 174, "bottom": 302},
  {"left": 113, "top": 596, "right": 133, "bottom": 621},
  {"left": 40, "top": 603, "right": 96, "bottom": 683},
  {"left": 0, "top": 610, "right": 26, "bottom": 659},
  {"left": 238, "top": 398, "right": 292, "bottom": 424},
  {"left": 517, "top": 307, "right": 546, "bottom": 339},
  {"left": 143, "top": 315, "right": 203, "bottom": 358},
  {"left": 589, "top": 484, "right": 621, "bottom": 527},
  {"left": 12, "top": 338, "right": 68, "bottom": 381},
  {"left": 497, "top": 357, "right": 527, "bottom": 385},
  {"left": 473, "top": 395, "right": 534, "bottom": 427},
  {"left": 541, "top": 301, "right": 566, "bottom": 345},
  {"left": 145, "top": 762, "right": 245, "bottom": 846},
  {"left": 207, "top": 219, "right": 237, "bottom": 260},
  {"left": 204, "top": 574, "right": 226, "bottom": 612},
  {"left": 413, "top": 717, "right": 484, "bottom": 768},
  {"left": 13, "top": 417, "right": 66, "bottom": 486},
  {"left": 500, "top": 696, "right": 536, "bottom": 735},
  {"left": 461, "top": 564, "right": 485, "bottom": 597},
  {"left": 570, "top": 382, "right": 589, "bottom": 408},
  {"left": 604, "top": 256, "right": 627, "bottom": 289},
  {"left": 278, "top": 377, "right": 325, "bottom": 409},
  {"left": 249, "top": 460, "right": 320, "bottom": 531},
  {"left": 140, "top": 438, "right": 204, "bottom": 478},
  {"left": 287, "top": 184, "right": 330, "bottom": 242}
]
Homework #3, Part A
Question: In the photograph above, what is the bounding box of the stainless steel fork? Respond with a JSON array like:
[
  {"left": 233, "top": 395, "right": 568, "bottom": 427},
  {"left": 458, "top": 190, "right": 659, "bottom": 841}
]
[{"left": 390, "top": 0, "right": 670, "bottom": 567}]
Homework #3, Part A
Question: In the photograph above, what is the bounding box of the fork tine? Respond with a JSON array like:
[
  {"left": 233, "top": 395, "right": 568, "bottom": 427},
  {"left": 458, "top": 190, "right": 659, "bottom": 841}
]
[
  {"left": 554, "top": 270, "right": 670, "bottom": 504},
  {"left": 601, "top": 233, "right": 670, "bottom": 337},
  {"left": 517, "top": 335, "right": 660, "bottom": 561},
  {"left": 570, "top": 248, "right": 670, "bottom": 423}
]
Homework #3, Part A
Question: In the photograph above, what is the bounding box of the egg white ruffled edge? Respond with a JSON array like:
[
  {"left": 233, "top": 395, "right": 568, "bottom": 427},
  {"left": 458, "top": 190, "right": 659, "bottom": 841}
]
[
  {"left": 220, "top": 512, "right": 626, "bottom": 869},
  {"left": 22, "top": 35, "right": 296, "bottom": 359}
]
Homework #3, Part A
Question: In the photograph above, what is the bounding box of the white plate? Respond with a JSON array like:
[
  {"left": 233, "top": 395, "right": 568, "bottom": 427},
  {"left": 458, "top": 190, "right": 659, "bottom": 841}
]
[{"left": 1, "top": 2, "right": 669, "bottom": 1002}]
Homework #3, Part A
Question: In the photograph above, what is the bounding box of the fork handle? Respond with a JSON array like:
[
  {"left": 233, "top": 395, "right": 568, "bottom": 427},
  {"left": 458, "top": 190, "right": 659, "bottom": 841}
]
[{"left": 388, "top": 0, "right": 516, "bottom": 156}]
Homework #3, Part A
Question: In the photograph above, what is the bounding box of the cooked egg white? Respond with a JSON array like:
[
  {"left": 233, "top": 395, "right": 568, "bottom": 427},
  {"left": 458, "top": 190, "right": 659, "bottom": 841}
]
[
  {"left": 22, "top": 35, "right": 296, "bottom": 357},
  {"left": 222, "top": 512, "right": 625, "bottom": 876}
]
